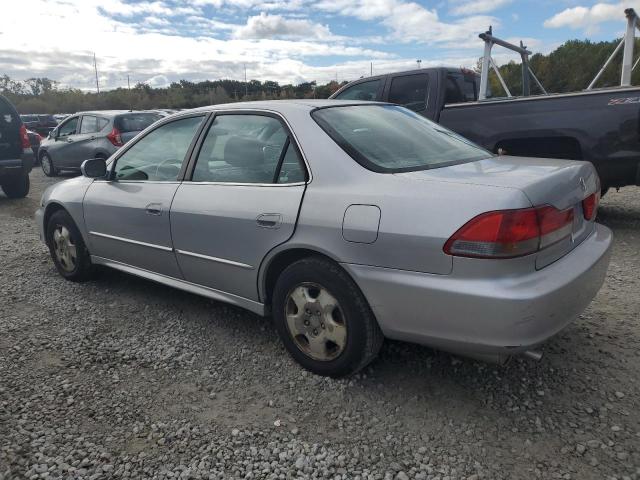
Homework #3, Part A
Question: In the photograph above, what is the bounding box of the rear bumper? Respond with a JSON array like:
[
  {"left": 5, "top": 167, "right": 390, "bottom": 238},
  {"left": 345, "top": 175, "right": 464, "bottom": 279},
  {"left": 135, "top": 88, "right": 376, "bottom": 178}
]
[
  {"left": 343, "top": 224, "right": 612, "bottom": 357},
  {"left": 0, "top": 149, "right": 34, "bottom": 176}
]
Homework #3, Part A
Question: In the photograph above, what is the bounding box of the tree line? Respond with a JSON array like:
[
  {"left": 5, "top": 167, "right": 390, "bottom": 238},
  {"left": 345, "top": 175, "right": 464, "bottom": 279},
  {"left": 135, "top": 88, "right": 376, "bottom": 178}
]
[{"left": 2, "top": 37, "right": 640, "bottom": 114}]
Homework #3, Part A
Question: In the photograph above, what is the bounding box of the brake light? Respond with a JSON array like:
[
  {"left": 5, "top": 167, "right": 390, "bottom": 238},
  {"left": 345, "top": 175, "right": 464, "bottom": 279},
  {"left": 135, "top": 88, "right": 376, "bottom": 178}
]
[
  {"left": 106, "top": 127, "right": 123, "bottom": 147},
  {"left": 444, "top": 205, "right": 574, "bottom": 259},
  {"left": 19, "top": 125, "right": 30, "bottom": 149},
  {"left": 582, "top": 192, "right": 599, "bottom": 220}
]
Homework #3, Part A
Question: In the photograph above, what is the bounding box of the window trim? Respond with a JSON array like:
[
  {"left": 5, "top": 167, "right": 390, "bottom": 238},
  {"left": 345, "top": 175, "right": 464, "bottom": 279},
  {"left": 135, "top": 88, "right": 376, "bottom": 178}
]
[
  {"left": 183, "top": 109, "right": 310, "bottom": 187},
  {"left": 104, "top": 112, "right": 209, "bottom": 183}
]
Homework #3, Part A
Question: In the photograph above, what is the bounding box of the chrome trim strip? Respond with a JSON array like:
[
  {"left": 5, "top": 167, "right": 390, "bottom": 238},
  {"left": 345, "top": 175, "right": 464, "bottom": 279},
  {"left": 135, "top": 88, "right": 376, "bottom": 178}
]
[
  {"left": 89, "top": 231, "right": 174, "bottom": 252},
  {"left": 90, "top": 255, "right": 265, "bottom": 316},
  {"left": 175, "top": 249, "right": 253, "bottom": 270},
  {"left": 184, "top": 181, "right": 306, "bottom": 187}
]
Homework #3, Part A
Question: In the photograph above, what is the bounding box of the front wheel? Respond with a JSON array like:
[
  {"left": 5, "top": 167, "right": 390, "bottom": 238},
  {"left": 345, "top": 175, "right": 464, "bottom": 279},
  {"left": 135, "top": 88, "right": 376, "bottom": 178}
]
[
  {"left": 1, "top": 174, "right": 30, "bottom": 198},
  {"left": 46, "top": 210, "right": 94, "bottom": 281},
  {"left": 40, "top": 152, "right": 57, "bottom": 177},
  {"left": 272, "top": 257, "right": 383, "bottom": 377}
]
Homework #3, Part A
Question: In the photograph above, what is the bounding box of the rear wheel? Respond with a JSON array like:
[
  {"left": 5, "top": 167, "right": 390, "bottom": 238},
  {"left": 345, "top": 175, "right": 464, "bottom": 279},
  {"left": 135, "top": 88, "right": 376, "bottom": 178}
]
[
  {"left": 40, "top": 152, "right": 57, "bottom": 177},
  {"left": 46, "top": 210, "right": 94, "bottom": 281},
  {"left": 0, "top": 174, "right": 30, "bottom": 198},
  {"left": 272, "top": 257, "right": 383, "bottom": 377}
]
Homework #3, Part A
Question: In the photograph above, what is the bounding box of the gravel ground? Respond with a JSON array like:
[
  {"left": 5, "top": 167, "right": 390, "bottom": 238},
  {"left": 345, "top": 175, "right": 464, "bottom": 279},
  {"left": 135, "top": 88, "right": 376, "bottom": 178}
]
[{"left": 1, "top": 169, "right": 639, "bottom": 480}]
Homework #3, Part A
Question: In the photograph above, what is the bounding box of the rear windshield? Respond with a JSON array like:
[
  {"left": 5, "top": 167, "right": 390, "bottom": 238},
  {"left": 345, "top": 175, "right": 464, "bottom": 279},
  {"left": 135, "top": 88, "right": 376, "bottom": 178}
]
[
  {"left": 312, "top": 105, "right": 490, "bottom": 173},
  {"left": 115, "top": 113, "right": 161, "bottom": 133}
]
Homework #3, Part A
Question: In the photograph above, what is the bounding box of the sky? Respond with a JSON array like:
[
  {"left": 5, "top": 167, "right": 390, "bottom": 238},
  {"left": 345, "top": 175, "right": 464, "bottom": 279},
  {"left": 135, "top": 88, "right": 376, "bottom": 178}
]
[{"left": 1, "top": 0, "right": 640, "bottom": 90}]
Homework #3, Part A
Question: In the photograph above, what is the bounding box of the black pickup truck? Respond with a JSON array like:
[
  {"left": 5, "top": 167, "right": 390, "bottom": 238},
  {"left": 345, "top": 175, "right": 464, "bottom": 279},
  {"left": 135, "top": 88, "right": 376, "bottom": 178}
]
[{"left": 330, "top": 67, "right": 640, "bottom": 192}]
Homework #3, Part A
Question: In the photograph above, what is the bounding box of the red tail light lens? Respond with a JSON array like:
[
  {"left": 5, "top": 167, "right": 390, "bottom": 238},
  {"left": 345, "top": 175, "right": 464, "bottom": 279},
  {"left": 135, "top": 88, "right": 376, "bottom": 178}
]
[
  {"left": 106, "top": 127, "right": 123, "bottom": 147},
  {"left": 19, "top": 125, "right": 30, "bottom": 149},
  {"left": 444, "top": 205, "right": 574, "bottom": 259},
  {"left": 582, "top": 192, "right": 599, "bottom": 220}
]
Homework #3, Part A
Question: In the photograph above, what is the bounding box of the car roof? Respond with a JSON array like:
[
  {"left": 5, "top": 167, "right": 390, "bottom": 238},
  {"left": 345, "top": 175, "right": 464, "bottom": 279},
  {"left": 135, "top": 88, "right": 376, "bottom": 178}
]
[
  {"left": 73, "top": 110, "right": 160, "bottom": 117},
  {"left": 187, "top": 99, "right": 387, "bottom": 115}
]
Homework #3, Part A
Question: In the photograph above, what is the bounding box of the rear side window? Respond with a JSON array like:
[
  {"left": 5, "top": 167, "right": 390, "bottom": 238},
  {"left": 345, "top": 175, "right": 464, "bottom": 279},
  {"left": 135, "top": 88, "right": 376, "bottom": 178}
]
[
  {"left": 115, "top": 113, "right": 161, "bottom": 133},
  {"left": 333, "top": 79, "right": 381, "bottom": 101},
  {"left": 80, "top": 115, "right": 99, "bottom": 134},
  {"left": 445, "top": 72, "right": 479, "bottom": 104},
  {"left": 388, "top": 74, "right": 429, "bottom": 111},
  {"left": 312, "top": 104, "right": 489, "bottom": 173},
  {"left": 21, "top": 115, "right": 37, "bottom": 123},
  {"left": 192, "top": 114, "right": 305, "bottom": 184}
]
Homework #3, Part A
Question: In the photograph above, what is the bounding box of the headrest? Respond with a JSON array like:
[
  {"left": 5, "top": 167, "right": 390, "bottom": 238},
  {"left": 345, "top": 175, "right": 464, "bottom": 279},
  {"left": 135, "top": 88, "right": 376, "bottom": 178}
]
[{"left": 224, "top": 136, "right": 264, "bottom": 167}]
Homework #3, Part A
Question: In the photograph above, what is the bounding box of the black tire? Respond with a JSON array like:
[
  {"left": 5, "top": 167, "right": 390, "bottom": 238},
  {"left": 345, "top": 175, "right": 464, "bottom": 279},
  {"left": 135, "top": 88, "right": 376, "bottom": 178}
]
[
  {"left": 1, "top": 174, "right": 30, "bottom": 198},
  {"left": 46, "top": 210, "right": 94, "bottom": 282},
  {"left": 40, "top": 152, "right": 57, "bottom": 177},
  {"left": 272, "top": 256, "right": 383, "bottom": 377}
]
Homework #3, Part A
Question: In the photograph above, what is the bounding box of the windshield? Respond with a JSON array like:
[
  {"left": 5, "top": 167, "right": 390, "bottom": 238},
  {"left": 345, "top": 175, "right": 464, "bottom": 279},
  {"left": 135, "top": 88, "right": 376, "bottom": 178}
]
[{"left": 312, "top": 104, "right": 490, "bottom": 173}]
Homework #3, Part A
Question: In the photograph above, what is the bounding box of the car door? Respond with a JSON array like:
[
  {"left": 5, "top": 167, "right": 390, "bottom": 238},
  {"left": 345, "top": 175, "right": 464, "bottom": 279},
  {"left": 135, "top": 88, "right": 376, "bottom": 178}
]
[
  {"left": 48, "top": 115, "right": 79, "bottom": 167},
  {"left": 83, "top": 113, "right": 206, "bottom": 277},
  {"left": 68, "top": 115, "right": 102, "bottom": 167},
  {"left": 170, "top": 112, "right": 308, "bottom": 302}
]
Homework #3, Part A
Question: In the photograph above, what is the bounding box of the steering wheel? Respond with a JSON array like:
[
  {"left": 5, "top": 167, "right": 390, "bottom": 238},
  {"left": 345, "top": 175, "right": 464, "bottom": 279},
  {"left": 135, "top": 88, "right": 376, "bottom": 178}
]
[{"left": 155, "top": 158, "right": 181, "bottom": 180}]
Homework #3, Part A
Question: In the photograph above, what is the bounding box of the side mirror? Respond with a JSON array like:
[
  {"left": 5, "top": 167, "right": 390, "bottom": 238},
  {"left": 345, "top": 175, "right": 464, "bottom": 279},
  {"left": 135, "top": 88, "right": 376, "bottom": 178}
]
[{"left": 81, "top": 158, "right": 107, "bottom": 178}]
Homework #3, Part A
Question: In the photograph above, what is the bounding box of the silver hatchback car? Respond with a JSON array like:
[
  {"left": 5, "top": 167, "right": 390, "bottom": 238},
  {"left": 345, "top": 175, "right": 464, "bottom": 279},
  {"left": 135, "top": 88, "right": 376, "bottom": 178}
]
[
  {"left": 36, "top": 100, "right": 612, "bottom": 377},
  {"left": 38, "top": 110, "right": 161, "bottom": 177}
]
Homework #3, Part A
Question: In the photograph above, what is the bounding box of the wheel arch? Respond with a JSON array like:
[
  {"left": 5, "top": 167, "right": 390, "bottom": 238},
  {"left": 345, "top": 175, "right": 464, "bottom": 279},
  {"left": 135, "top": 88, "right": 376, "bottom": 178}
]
[
  {"left": 493, "top": 136, "right": 584, "bottom": 160},
  {"left": 260, "top": 246, "right": 344, "bottom": 307},
  {"left": 43, "top": 202, "right": 90, "bottom": 249}
]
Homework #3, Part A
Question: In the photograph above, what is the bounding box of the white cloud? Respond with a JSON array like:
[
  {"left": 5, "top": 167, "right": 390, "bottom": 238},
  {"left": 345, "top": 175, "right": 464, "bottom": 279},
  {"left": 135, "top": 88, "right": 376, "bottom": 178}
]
[
  {"left": 449, "top": 0, "right": 512, "bottom": 16},
  {"left": 544, "top": 1, "right": 640, "bottom": 31},
  {"left": 315, "top": 0, "right": 497, "bottom": 44},
  {"left": 232, "top": 13, "right": 333, "bottom": 39}
]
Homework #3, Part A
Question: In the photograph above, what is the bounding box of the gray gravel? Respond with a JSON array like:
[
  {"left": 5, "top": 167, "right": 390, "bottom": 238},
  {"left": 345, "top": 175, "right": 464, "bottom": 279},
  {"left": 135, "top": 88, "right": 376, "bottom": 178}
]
[{"left": 1, "top": 170, "right": 639, "bottom": 480}]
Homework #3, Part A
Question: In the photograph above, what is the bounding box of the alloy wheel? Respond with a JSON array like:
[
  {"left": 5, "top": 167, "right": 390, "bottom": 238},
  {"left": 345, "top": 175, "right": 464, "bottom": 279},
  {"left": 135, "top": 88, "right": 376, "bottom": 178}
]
[
  {"left": 41, "top": 155, "right": 51, "bottom": 175},
  {"left": 284, "top": 283, "right": 347, "bottom": 361},
  {"left": 52, "top": 225, "right": 77, "bottom": 272}
]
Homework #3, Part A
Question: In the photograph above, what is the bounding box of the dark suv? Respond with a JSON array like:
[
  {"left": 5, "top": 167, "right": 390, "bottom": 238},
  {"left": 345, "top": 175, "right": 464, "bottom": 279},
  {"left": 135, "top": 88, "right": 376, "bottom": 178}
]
[{"left": 0, "top": 95, "right": 34, "bottom": 198}]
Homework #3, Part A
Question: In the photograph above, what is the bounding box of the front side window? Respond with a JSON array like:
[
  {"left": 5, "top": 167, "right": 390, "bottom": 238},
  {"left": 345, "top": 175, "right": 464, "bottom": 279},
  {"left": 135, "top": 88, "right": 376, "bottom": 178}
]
[
  {"left": 113, "top": 115, "right": 204, "bottom": 181},
  {"left": 192, "top": 114, "right": 305, "bottom": 184},
  {"left": 58, "top": 117, "right": 78, "bottom": 137},
  {"left": 80, "top": 115, "right": 98, "bottom": 134},
  {"left": 333, "top": 79, "right": 380, "bottom": 101},
  {"left": 312, "top": 105, "right": 490, "bottom": 173},
  {"left": 388, "top": 74, "right": 429, "bottom": 111}
]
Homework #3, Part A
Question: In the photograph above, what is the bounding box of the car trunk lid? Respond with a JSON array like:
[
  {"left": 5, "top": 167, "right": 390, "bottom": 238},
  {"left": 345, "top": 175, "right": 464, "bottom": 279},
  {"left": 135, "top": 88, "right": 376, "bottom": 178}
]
[{"left": 395, "top": 156, "right": 599, "bottom": 267}]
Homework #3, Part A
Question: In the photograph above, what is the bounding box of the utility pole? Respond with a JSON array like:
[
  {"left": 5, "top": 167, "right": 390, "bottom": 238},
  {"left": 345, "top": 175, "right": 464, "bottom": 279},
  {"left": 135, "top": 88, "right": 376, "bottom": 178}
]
[
  {"left": 370, "top": 62, "right": 373, "bottom": 76},
  {"left": 417, "top": 59, "right": 422, "bottom": 69},
  {"left": 127, "top": 74, "right": 131, "bottom": 90},
  {"left": 93, "top": 53, "right": 100, "bottom": 93}
]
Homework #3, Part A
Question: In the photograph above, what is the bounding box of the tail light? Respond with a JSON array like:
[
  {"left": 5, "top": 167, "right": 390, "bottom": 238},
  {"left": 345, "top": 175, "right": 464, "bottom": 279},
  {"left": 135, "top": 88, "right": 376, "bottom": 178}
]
[
  {"left": 582, "top": 192, "right": 599, "bottom": 220},
  {"left": 106, "top": 127, "right": 123, "bottom": 147},
  {"left": 19, "top": 125, "right": 30, "bottom": 149},
  {"left": 444, "top": 205, "right": 574, "bottom": 259}
]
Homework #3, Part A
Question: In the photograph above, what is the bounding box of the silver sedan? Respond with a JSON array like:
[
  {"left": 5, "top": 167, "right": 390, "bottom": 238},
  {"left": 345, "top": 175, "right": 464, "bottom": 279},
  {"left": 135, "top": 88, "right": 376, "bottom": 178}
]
[{"left": 36, "top": 100, "right": 612, "bottom": 377}]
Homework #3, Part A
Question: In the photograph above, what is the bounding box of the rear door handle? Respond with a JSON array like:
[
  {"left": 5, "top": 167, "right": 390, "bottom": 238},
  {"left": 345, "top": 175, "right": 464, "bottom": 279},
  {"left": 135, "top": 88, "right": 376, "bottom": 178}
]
[
  {"left": 145, "top": 203, "right": 163, "bottom": 216},
  {"left": 256, "top": 213, "right": 281, "bottom": 228}
]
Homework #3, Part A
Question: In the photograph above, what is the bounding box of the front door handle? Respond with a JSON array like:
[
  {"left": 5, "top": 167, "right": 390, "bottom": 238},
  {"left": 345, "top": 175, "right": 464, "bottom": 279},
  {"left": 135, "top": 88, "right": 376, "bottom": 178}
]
[
  {"left": 145, "top": 203, "right": 163, "bottom": 216},
  {"left": 257, "top": 213, "right": 281, "bottom": 228}
]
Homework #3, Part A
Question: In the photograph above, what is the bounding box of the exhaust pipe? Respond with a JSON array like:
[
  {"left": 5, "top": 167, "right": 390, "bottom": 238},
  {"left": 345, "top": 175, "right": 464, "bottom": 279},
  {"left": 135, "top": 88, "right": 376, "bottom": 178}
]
[{"left": 522, "top": 350, "right": 543, "bottom": 361}]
